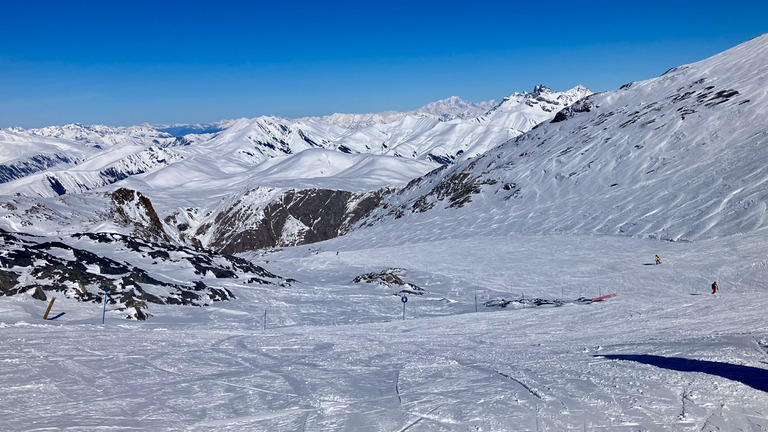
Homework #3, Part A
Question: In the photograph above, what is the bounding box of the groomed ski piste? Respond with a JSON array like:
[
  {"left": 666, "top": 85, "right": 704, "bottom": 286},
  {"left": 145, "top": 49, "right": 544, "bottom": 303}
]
[{"left": 2, "top": 226, "right": 767, "bottom": 431}]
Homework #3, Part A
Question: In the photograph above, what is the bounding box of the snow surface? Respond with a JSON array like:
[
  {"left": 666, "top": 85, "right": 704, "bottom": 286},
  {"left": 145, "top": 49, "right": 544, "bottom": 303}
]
[{"left": 1, "top": 231, "right": 767, "bottom": 431}]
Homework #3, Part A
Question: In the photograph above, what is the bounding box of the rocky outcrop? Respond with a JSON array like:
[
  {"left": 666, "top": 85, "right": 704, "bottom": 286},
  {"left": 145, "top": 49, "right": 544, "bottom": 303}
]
[
  {"left": 111, "top": 188, "right": 170, "bottom": 243},
  {"left": 200, "top": 188, "right": 390, "bottom": 254},
  {"left": 0, "top": 229, "right": 286, "bottom": 320},
  {"left": 551, "top": 96, "right": 594, "bottom": 123},
  {"left": 365, "top": 160, "right": 500, "bottom": 222},
  {"left": 352, "top": 268, "right": 425, "bottom": 296}
]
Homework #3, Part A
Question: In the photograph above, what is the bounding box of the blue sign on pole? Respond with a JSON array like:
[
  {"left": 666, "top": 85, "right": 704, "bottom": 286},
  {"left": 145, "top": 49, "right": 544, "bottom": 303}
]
[
  {"left": 102, "top": 288, "right": 108, "bottom": 325},
  {"left": 401, "top": 296, "right": 407, "bottom": 320}
]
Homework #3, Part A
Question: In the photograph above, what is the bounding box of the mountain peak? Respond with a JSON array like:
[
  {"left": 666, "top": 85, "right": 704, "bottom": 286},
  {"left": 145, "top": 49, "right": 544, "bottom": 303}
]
[{"left": 532, "top": 84, "right": 554, "bottom": 95}]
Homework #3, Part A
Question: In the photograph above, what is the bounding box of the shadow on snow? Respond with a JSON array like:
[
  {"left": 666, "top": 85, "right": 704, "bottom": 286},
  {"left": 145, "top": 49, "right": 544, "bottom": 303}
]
[{"left": 597, "top": 354, "right": 768, "bottom": 393}]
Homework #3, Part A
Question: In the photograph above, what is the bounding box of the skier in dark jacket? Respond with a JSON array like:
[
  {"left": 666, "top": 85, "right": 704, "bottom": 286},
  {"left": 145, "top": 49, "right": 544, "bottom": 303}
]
[{"left": 711, "top": 281, "right": 718, "bottom": 294}]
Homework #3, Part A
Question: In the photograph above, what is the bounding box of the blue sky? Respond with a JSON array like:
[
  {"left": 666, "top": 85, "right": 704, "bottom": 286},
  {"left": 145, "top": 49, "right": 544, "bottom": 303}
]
[{"left": 1, "top": 0, "right": 766, "bottom": 128}]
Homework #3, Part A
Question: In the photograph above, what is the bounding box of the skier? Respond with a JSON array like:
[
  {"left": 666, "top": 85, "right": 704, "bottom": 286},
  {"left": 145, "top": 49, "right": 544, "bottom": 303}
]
[
  {"left": 655, "top": 255, "right": 661, "bottom": 265},
  {"left": 711, "top": 281, "right": 718, "bottom": 294}
]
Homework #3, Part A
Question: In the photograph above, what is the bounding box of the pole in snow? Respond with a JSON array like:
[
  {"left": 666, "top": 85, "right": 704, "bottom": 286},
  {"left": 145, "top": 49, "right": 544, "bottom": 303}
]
[
  {"left": 43, "top": 297, "right": 57, "bottom": 320},
  {"left": 474, "top": 291, "right": 478, "bottom": 312},
  {"left": 263, "top": 309, "right": 267, "bottom": 331},
  {"left": 101, "top": 288, "right": 108, "bottom": 325},
  {"left": 401, "top": 296, "right": 408, "bottom": 320}
]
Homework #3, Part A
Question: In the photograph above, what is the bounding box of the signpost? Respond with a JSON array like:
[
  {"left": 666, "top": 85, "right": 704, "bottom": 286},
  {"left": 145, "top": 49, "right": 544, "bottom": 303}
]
[{"left": 401, "top": 296, "right": 408, "bottom": 320}]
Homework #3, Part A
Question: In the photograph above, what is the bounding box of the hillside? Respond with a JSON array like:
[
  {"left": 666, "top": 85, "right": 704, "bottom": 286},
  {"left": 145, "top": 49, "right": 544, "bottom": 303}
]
[{"left": 360, "top": 34, "right": 768, "bottom": 243}]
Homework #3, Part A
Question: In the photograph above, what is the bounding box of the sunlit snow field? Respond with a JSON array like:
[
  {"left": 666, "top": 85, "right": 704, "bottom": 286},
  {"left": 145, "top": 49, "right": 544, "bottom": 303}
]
[
  {"left": 3, "top": 34, "right": 768, "bottom": 431},
  {"left": 2, "top": 229, "right": 767, "bottom": 431}
]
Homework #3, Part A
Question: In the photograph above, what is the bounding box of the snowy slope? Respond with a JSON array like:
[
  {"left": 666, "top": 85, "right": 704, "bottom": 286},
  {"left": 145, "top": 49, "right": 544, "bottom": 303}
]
[
  {"left": 1, "top": 229, "right": 766, "bottom": 430},
  {"left": 360, "top": 35, "right": 767, "bottom": 243},
  {"left": 237, "top": 148, "right": 437, "bottom": 192}
]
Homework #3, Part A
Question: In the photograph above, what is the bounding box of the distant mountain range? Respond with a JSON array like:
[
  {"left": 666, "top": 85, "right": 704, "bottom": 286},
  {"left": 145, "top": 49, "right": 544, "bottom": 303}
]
[
  {"left": 1, "top": 85, "right": 590, "bottom": 197},
  {"left": 3, "top": 33, "right": 767, "bottom": 318},
  {"left": 0, "top": 85, "right": 590, "bottom": 253}
]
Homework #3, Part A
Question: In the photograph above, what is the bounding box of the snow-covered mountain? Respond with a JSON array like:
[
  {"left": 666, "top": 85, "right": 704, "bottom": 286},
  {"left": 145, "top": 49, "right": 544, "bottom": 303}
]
[
  {"left": 0, "top": 123, "right": 181, "bottom": 193},
  {"left": 298, "top": 95, "right": 497, "bottom": 128},
  {"left": 0, "top": 86, "right": 587, "bottom": 198},
  {"left": 0, "top": 85, "right": 589, "bottom": 253},
  {"left": 414, "top": 95, "right": 497, "bottom": 121},
  {"left": 295, "top": 86, "right": 589, "bottom": 164},
  {"left": 361, "top": 36, "right": 768, "bottom": 243},
  {"left": 20, "top": 123, "right": 175, "bottom": 148},
  {"left": 155, "top": 122, "right": 228, "bottom": 136}
]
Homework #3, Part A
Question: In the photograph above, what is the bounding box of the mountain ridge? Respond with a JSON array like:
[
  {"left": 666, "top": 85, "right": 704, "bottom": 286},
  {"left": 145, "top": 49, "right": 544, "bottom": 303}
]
[
  {"left": 356, "top": 34, "right": 768, "bottom": 244},
  {"left": 0, "top": 86, "right": 587, "bottom": 199}
]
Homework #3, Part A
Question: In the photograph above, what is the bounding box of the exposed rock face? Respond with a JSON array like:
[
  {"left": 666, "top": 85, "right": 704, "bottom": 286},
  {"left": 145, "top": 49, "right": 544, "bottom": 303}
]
[
  {"left": 111, "top": 188, "right": 170, "bottom": 243},
  {"left": 364, "top": 160, "right": 500, "bottom": 222},
  {"left": 202, "top": 188, "right": 390, "bottom": 255},
  {"left": 0, "top": 269, "right": 20, "bottom": 295},
  {"left": 551, "top": 97, "right": 594, "bottom": 123},
  {"left": 0, "top": 154, "right": 75, "bottom": 184}
]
